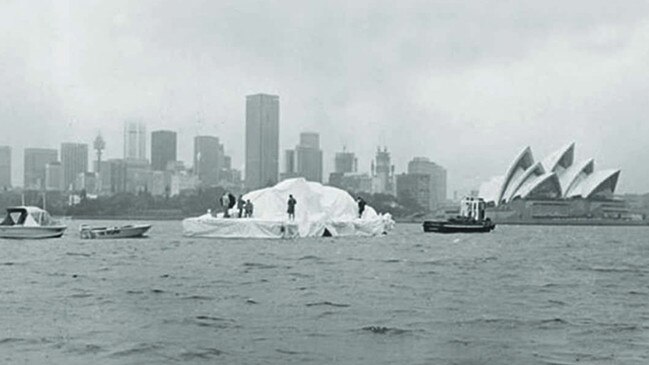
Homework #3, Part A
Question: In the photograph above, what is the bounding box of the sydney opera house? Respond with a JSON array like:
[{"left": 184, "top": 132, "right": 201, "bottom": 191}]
[{"left": 478, "top": 143, "right": 636, "bottom": 223}]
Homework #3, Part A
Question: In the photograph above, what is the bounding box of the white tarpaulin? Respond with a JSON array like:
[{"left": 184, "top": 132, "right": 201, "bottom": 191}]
[{"left": 182, "top": 178, "right": 394, "bottom": 238}]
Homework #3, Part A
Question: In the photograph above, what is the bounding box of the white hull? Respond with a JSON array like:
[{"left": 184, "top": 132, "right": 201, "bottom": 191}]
[{"left": 0, "top": 226, "right": 67, "bottom": 239}]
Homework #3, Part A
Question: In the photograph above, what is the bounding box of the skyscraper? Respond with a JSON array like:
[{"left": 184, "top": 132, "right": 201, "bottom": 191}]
[
  {"left": 0, "top": 146, "right": 11, "bottom": 190},
  {"left": 45, "top": 162, "right": 64, "bottom": 191},
  {"left": 124, "top": 121, "right": 147, "bottom": 160},
  {"left": 407, "top": 157, "right": 447, "bottom": 211},
  {"left": 296, "top": 132, "right": 323, "bottom": 182},
  {"left": 245, "top": 93, "right": 279, "bottom": 189},
  {"left": 151, "top": 130, "right": 177, "bottom": 171},
  {"left": 329, "top": 148, "right": 358, "bottom": 187},
  {"left": 372, "top": 147, "right": 395, "bottom": 195},
  {"left": 396, "top": 173, "right": 431, "bottom": 211},
  {"left": 194, "top": 135, "right": 221, "bottom": 186},
  {"left": 285, "top": 150, "right": 296, "bottom": 175},
  {"left": 61, "top": 143, "right": 89, "bottom": 191},
  {"left": 24, "top": 148, "right": 58, "bottom": 190},
  {"left": 334, "top": 150, "right": 357, "bottom": 173}
]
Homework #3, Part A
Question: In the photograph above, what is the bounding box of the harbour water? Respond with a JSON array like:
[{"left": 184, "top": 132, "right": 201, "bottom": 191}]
[{"left": 1, "top": 221, "right": 649, "bottom": 364}]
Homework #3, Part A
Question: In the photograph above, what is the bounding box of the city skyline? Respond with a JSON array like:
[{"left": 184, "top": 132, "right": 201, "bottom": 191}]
[{"left": 2, "top": 2, "right": 649, "bottom": 193}]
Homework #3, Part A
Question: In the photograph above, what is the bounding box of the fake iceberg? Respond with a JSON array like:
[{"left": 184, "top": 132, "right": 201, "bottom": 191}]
[{"left": 182, "top": 178, "right": 394, "bottom": 238}]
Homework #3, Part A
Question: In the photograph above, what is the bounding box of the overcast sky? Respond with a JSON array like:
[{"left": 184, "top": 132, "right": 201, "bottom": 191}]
[{"left": 1, "top": 0, "right": 649, "bottom": 194}]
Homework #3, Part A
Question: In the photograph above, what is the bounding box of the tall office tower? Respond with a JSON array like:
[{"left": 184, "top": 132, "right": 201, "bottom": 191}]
[
  {"left": 151, "top": 130, "right": 177, "bottom": 171},
  {"left": 396, "top": 173, "right": 431, "bottom": 211},
  {"left": 296, "top": 132, "right": 323, "bottom": 182},
  {"left": 285, "top": 149, "right": 296, "bottom": 175},
  {"left": 280, "top": 149, "right": 298, "bottom": 181},
  {"left": 61, "top": 143, "right": 89, "bottom": 191},
  {"left": 194, "top": 135, "right": 221, "bottom": 186},
  {"left": 372, "top": 147, "right": 395, "bottom": 195},
  {"left": 245, "top": 93, "right": 279, "bottom": 189},
  {"left": 334, "top": 149, "right": 357, "bottom": 173},
  {"left": 0, "top": 146, "right": 11, "bottom": 189},
  {"left": 407, "top": 157, "right": 447, "bottom": 211},
  {"left": 24, "top": 148, "right": 58, "bottom": 190},
  {"left": 45, "top": 162, "right": 64, "bottom": 191},
  {"left": 107, "top": 159, "right": 127, "bottom": 193},
  {"left": 223, "top": 155, "right": 232, "bottom": 170},
  {"left": 93, "top": 135, "right": 105, "bottom": 172},
  {"left": 124, "top": 121, "right": 147, "bottom": 160}
]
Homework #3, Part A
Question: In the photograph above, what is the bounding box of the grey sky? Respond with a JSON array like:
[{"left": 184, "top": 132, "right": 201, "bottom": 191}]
[{"left": 2, "top": 0, "right": 649, "bottom": 193}]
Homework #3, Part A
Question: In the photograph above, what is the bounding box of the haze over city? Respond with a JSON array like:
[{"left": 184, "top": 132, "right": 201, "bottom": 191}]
[{"left": 2, "top": 1, "right": 649, "bottom": 193}]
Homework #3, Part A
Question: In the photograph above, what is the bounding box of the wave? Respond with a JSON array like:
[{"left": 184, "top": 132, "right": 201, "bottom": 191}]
[
  {"left": 0, "top": 337, "right": 25, "bottom": 345},
  {"left": 66, "top": 252, "right": 92, "bottom": 257},
  {"left": 178, "top": 347, "right": 224, "bottom": 360},
  {"left": 68, "top": 292, "right": 94, "bottom": 299},
  {"left": 360, "top": 326, "right": 412, "bottom": 335},
  {"left": 242, "top": 262, "right": 279, "bottom": 269},
  {"left": 297, "top": 255, "right": 322, "bottom": 261},
  {"left": 305, "top": 301, "right": 350, "bottom": 308},
  {"left": 181, "top": 295, "right": 214, "bottom": 300},
  {"left": 109, "top": 342, "right": 165, "bottom": 358}
]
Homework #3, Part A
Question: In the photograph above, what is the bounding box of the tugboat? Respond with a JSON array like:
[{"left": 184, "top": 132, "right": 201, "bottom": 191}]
[{"left": 423, "top": 197, "right": 496, "bottom": 233}]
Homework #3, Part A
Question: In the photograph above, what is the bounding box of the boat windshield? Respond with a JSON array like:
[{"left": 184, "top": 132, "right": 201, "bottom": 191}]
[
  {"left": 0, "top": 211, "right": 27, "bottom": 226},
  {"left": 0, "top": 208, "right": 55, "bottom": 227}
]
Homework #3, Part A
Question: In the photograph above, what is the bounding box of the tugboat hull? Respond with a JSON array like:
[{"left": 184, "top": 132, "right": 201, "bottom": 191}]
[{"left": 423, "top": 220, "right": 495, "bottom": 233}]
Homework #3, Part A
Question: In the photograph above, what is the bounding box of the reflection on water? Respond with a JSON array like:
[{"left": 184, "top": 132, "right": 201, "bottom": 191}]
[{"left": 1, "top": 221, "right": 649, "bottom": 364}]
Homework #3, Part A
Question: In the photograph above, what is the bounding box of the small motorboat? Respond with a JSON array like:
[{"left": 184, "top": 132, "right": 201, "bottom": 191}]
[
  {"left": 423, "top": 197, "right": 496, "bottom": 234},
  {"left": 79, "top": 224, "right": 152, "bottom": 239},
  {"left": 0, "top": 206, "right": 67, "bottom": 239}
]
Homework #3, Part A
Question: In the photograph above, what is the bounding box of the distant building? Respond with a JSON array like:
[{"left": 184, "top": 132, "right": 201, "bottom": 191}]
[
  {"left": 24, "top": 148, "right": 58, "bottom": 190},
  {"left": 194, "top": 135, "right": 222, "bottom": 186},
  {"left": 151, "top": 130, "right": 177, "bottom": 171},
  {"left": 479, "top": 143, "right": 628, "bottom": 223},
  {"left": 480, "top": 143, "right": 620, "bottom": 205},
  {"left": 223, "top": 155, "right": 232, "bottom": 170},
  {"left": 396, "top": 173, "right": 431, "bottom": 212},
  {"left": 0, "top": 146, "right": 11, "bottom": 190},
  {"left": 280, "top": 150, "right": 298, "bottom": 181},
  {"left": 245, "top": 93, "right": 279, "bottom": 189},
  {"left": 329, "top": 172, "right": 373, "bottom": 193},
  {"left": 295, "top": 132, "right": 323, "bottom": 182},
  {"left": 407, "top": 157, "right": 447, "bottom": 211},
  {"left": 61, "top": 143, "right": 89, "bottom": 191},
  {"left": 107, "top": 159, "right": 127, "bottom": 193},
  {"left": 124, "top": 121, "right": 147, "bottom": 160},
  {"left": 334, "top": 150, "right": 357, "bottom": 174},
  {"left": 125, "top": 159, "right": 150, "bottom": 193},
  {"left": 166, "top": 160, "right": 186, "bottom": 173},
  {"left": 170, "top": 172, "right": 200, "bottom": 196},
  {"left": 45, "top": 162, "right": 64, "bottom": 191},
  {"left": 284, "top": 150, "right": 296, "bottom": 175},
  {"left": 147, "top": 170, "right": 167, "bottom": 196},
  {"left": 94, "top": 160, "right": 112, "bottom": 195},
  {"left": 76, "top": 172, "right": 98, "bottom": 194},
  {"left": 371, "top": 147, "right": 395, "bottom": 195}
]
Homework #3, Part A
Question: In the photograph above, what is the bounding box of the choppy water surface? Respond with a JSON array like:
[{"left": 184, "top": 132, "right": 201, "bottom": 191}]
[{"left": 1, "top": 222, "right": 649, "bottom": 364}]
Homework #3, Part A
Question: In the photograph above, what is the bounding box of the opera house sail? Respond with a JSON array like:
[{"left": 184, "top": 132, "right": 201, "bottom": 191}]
[{"left": 478, "top": 143, "right": 637, "bottom": 224}]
